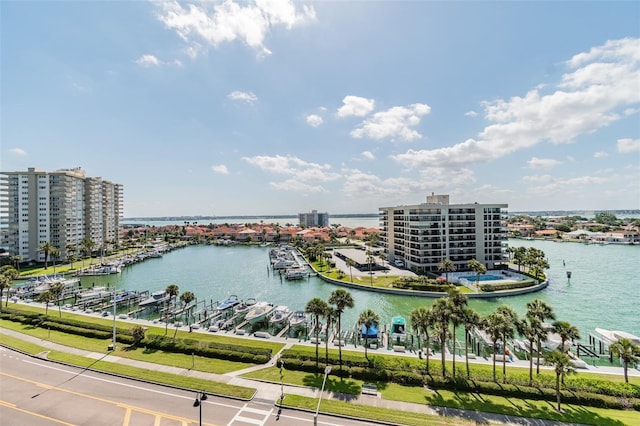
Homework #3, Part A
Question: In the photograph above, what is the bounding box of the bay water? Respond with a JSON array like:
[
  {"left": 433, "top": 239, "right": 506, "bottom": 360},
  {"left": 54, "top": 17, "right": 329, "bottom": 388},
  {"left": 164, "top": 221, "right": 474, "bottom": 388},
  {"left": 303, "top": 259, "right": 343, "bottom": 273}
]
[{"left": 81, "top": 238, "right": 639, "bottom": 339}]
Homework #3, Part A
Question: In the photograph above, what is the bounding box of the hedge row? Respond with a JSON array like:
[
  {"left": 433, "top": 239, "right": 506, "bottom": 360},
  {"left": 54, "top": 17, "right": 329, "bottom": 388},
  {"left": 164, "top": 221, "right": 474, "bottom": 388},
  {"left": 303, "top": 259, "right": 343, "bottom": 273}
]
[
  {"left": 479, "top": 280, "right": 535, "bottom": 292},
  {"left": 281, "top": 358, "right": 639, "bottom": 410},
  {"left": 280, "top": 348, "right": 640, "bottom": 400}
]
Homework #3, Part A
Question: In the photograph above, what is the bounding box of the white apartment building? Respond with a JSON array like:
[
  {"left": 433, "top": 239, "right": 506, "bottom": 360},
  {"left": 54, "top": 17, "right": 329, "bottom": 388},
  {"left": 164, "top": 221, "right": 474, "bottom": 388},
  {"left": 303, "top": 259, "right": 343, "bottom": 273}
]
[
  {"left": 299, "top": 210, "right": 329, "bottom": 228},
  {"left": 0, "top": 167, "right": 123, "bottom": 264},
  {"left": 379, "top": 194, "right": 508, "bottom": 273}
]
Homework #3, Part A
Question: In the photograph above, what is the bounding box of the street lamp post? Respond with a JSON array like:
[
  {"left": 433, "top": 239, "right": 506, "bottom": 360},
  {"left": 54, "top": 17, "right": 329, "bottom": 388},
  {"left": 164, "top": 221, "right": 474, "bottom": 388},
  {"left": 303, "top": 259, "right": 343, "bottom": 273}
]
[
  {"left": 192, "top": 390, "right": 208, "bottom": 426},
  {"left": 313, "top": 366, "right": 331, "bottom": 426}
]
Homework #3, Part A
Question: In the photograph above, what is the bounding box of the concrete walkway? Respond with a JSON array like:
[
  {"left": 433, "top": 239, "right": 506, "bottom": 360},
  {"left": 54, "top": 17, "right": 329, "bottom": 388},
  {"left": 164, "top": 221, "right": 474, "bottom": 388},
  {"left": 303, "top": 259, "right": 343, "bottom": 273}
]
[{"left": 1, "top": 327, "right": 594, "bottom": 426}]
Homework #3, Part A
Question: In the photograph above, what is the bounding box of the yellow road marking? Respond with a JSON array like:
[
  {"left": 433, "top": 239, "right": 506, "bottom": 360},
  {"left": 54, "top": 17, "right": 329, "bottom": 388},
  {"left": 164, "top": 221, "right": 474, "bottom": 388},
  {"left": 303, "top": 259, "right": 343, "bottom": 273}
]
[
  {"left": 0, "top": 399, "right": 76, "bottom": 425},
  {"left": 122, "top": 406, "right": 132, "bottom": 426},
  {"left": 1, "top": 371, "right": 215, "bottom": 424}
]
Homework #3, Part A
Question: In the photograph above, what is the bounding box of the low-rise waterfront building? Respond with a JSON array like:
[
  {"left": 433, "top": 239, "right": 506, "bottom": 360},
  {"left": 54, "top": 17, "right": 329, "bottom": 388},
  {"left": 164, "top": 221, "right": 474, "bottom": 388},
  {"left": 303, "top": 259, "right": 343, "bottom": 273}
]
[
  {"left": 379, "top": 193, "right": 508, "bottom": 273},
  {"left": 0, "top": 167, "right": 123, "bottom": 264}
]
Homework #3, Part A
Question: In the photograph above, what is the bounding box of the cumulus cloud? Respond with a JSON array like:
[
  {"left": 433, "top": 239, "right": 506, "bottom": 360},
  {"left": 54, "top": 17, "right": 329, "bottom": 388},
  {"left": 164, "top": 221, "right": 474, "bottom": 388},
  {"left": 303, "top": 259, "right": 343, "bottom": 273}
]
[
  {"left": 594, "top": 151, "right": 608, "bottom": 158},
  {"left": 156, "top": 0, "right": 316, "bottom": 58},
  {"left": 9, "top": 148, "right": 27, "bottom": 156},
  {"left": 527, "top": 157, "right": 562, "bottom": 169},
  {"left": 135, "top": 54, "right": 182, "bottom": 67},
  {"left": 617, "top": 137, "right": 640, "bottom": 153},
  {"left": 522, "top": 174, "right": 555, "bottom": 183},
  {"left": 464, "top": 110, "right": 478, "bottom": 117},
  {"left": 391, "top": 37, "right": 640, "bottom": 168},
  {"left": 211, "top": 164, "right": 229, "bottom": 174},
  {"left": 337, "top": 96, "right": 375, "bottom": 118},
  {"left": 243, "top": 154, "right": 340, "bottom": 192},
  {"left": 527, "top": 174, "right": 616, "bottom": 197},
  {"left": 351, "top": 103, "right": 431, "bottom": 141},
  {"left": 306, "top": 114, "right": 323, "bottom": 127},
  {"left": 361, "top": 151, "right": 375, "bottom": 160},
  {"left": 228, "top": 91, "right": 258, "bottom": 104}
]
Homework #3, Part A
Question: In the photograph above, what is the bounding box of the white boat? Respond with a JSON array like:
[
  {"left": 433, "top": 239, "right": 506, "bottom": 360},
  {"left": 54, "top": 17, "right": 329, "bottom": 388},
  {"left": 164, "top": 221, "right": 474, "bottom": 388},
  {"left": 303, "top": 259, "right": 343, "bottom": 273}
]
[
  {"left": 390, "top": 316, "right": 407, "bottom": 344},
  {"left": 597, "top": 328, "right": 640, "bottom": 345},
  {"left": 595, "top": 327, "right": 620, "bottom": 345},
  {"left": 289, "top": 310, "right": 308, "bottom": 330},
  {"left": 234, "top": 298, "right": 257, "bottom": 320},
  {"left": 139, "top": 290, "right": 170, "bottom": 308},
  {"left": 269, "top": 305, "right": 291, "bottom": 327},
  {"left": 245, "top": 301, "right": 274, "bottom": 324},
  {"left": 612, "top": 330, "right": 640, "bottom": 345},
  {"left": 77, "top": 286, "right": 112, "bottom": 303},
  {"left": 285, "top": 267, "right": 308, "bottom": 280}
]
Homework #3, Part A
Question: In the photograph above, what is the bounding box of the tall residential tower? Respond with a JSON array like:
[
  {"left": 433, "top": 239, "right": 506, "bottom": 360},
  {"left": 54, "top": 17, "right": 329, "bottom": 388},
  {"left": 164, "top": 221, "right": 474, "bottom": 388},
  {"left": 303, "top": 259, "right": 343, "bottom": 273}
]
[
  {"left": 0, "top": 167, "right": 123, "bottom": 263},
  {"left": 379, "top": 194, "right": 508, "bottom": 273}
]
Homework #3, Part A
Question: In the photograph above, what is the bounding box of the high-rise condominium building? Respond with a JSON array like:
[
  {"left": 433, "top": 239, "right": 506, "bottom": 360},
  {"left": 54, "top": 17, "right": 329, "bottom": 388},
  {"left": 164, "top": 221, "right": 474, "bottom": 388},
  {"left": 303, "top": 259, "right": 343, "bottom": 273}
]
[
  {"left": 0, "top": 167, "right": 123, "bottom": 264},
  {"left": 379, "top": 193, "right": 508, "bottom": 273},
  {"left": 299, "top": 210, "right": 329, "bottom": 228}
]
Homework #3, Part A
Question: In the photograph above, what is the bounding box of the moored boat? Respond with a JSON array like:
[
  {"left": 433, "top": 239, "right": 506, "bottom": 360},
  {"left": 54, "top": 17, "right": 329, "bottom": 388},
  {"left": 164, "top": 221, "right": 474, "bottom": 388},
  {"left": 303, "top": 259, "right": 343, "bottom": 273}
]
[
  {"left": 216, "top": 295, "right": 240, "bottom": 311},
  {"left": 245, "top": 301, "right": 275, "bottom": 324},
  {"left": 390, "top": 316, "right": 407, "bottom": 344},
  {"left": 285, "top": 267, "right": 309, "bottom": 280},
  {"left": 139, "top": 290, "right": 170, "bottom": 308},
  {"left": 289, "top": 310, "right": 308, "bottom": 330},
  {"left": 234, "top": 298, "right": 257, "bottom": 320},
  {"left": 269, "top": 305, "right": 291, "bottom": 327}
]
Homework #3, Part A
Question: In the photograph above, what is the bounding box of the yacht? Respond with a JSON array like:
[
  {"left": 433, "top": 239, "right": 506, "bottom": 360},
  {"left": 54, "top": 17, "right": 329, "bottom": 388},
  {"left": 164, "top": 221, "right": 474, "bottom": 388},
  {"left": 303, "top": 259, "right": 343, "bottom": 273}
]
[
  {"left": 268, "top": 305, "right": 291, "bottom": 327},
  {"left": 245, "top": 302, "right": 275, "bottom": 325},
  {"left": 234, "top": 298, "right": 257, "bottom": 320},
  {"left": 138, "top": 290, "right": 170, "bottom": 308},
  {"left": 285, "top": 268, "right": 309, "bottom": 280}
]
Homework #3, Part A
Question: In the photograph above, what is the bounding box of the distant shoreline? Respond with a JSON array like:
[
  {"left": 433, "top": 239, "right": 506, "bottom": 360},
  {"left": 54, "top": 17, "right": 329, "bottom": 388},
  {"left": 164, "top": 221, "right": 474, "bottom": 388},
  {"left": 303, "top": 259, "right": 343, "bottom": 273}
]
[{"left": 123, "top": 209, "right": 639, "bottom": 222}]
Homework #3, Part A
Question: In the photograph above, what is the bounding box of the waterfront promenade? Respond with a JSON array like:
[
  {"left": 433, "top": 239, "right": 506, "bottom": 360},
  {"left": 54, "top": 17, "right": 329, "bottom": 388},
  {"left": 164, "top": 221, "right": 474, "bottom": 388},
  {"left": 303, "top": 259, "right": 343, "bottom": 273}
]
[{"left": 2, "top": 300, "right": 639, "bottom": 425}]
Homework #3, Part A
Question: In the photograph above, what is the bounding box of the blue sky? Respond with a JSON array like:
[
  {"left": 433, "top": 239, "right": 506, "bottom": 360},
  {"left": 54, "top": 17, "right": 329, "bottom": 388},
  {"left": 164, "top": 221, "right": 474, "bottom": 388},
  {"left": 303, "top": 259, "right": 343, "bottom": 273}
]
[{"left": 2, "top": 1, "right": 639, "bottom": 217}]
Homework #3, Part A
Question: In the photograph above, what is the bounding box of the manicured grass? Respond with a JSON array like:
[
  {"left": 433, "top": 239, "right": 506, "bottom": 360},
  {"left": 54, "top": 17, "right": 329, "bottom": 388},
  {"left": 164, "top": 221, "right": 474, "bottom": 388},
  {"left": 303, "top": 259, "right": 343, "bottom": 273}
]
[
  {"left": 280, "top": 394, "right": 476, "bottom": 426},
  {"left": 0, "top": 318, "right": 255, "bottom": 374},
  {"left": 0, "top": 334, "right": 256, "bottom": 399},
  {"left": 244, "top": 366, "right": 640, "bottom": 425}
]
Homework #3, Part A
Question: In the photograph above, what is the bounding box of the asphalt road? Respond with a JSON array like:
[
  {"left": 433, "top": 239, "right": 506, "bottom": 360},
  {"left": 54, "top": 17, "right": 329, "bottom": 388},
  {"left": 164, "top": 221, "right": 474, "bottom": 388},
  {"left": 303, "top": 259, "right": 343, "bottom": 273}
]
[{"left": 0, "top": 347, "right": 369, "bottom": 426}]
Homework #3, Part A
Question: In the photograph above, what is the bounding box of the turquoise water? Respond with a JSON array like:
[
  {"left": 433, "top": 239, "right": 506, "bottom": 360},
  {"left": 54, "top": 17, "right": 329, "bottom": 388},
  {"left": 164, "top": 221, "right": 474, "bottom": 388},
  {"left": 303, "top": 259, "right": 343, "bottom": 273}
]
[
  {"left": 467, "top": 275, "right": 503, "bottom": 282},
  {"left": 80, "top": 239, "right": 640, "bottom": 339}
]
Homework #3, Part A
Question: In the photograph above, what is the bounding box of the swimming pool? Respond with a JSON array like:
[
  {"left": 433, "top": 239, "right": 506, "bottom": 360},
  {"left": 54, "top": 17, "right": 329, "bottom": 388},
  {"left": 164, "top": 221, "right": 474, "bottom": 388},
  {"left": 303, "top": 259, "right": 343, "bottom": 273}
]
[{"left": 465, "top": 275, "right": 504, "bottom": 282}]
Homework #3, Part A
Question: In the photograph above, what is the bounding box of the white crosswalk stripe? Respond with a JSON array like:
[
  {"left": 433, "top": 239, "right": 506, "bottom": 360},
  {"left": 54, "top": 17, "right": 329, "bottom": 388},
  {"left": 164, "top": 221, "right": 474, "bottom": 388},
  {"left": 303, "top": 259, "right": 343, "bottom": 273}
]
[{"left": 227, "top": 404, "right": 273, "bottom": 426}]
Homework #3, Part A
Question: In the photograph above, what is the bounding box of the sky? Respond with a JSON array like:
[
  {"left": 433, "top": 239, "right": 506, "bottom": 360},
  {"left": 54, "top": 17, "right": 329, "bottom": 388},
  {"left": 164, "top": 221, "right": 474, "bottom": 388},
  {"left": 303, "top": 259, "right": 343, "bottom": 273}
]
[{"left": 1, "top": 1, "right": 639, "bottom": 217}]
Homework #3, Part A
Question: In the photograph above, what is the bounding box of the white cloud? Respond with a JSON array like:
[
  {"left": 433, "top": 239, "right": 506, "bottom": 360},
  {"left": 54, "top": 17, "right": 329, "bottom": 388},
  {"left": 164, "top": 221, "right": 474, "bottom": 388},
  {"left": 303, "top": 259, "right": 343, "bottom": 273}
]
[
  {"left": 522, "top": 174, "right": 554, "bottom": 183},
  {"left": 351, "top": 103, "right": 431, "bottom": 141},
  {"left": 527, "top": 174, "right": 616, "bottom": 197},
  {"left": 617, "top": 138, "right": 640, "bottom": 153},
  {"left": 464, "top": 110, "right": 478, "bottom": 117},
  {"left": 337, "top": 96, "right": 375, "bottom": 118},
  {"left": 228, "top": 91, "right": 258, "bottom": 104},
  {"left": 157, "top": 0, "right": 316, "bottom": 58},
  {"left": 306, "top": 114, "right": 323, "bottom": 127},
  {"left": 135, "top": 54, "right": 161, "bottom": 67},
  {"left": 391, "top": 37, "right": 640, "bottom": 169},
  {"left": 9, "top": 148, "right": 27, "bottom": 156},
  {"left": 135, "top": 54, "right": 183, "bottom": 68},
  {"left": 243, "top": 154, "right": 340, "bottom": 193},
  {"left": 593, "top": 151, "right": 608, "bottom": 158},
  {"left": 527, "top": 157, "right": 562, "bottom": 169},
  {"left": 361, "top": 151, "right": 375, "bottom": 160},
  {"left": 211, "top": 164, "right": 229, "bottom": 174}
]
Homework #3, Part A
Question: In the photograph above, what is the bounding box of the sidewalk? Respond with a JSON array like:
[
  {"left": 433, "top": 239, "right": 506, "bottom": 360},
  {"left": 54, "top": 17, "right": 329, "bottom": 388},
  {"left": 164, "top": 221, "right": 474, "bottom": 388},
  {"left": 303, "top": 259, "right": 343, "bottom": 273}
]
[{"left": 1, "top": 327, "right": 588, "bottom": 426}]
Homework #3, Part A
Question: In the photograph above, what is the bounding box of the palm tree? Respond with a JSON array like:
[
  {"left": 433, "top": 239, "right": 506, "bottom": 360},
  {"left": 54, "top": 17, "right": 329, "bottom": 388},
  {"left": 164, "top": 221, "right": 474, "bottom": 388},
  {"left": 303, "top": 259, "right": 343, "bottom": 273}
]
[
  {"left": 516, "top": 316, "right": 544, "bottom": 384},
  {"left": 50, "top": 247, "right": 60, "bottom": 274},
  {"left": 165, "top": 284, "right": 180, "bottom": 336},
  {"left": 0, "top": 266, "right": 19, "bottom": 309},
  {"left": 552, "top": 321, "right": 580, "bottom": 353},
  {"left": 37, "top": 290, "right": 54, "bottom": 316},
  {"left": 328, "top": 289, "right": 354, "bottom": 370},
  {"left": 484, "top": 310, "right": 504, "bottom": 382},
  {"left": 410, "top": 306, "right": 434, "bottom": 374},
  {"left": 180, "top": 291, "right": 195, "bottom": 326},
  {"left": 0, "top": 275, "right": 11, "bottom": 311},
  {"left": 346, "top": 258, "right": 356, "bottom": 282},
  {"left": 461, "top": 307, "right": 480, "bottom": 378},
  {"left": 447, "top": 288, "right": 468, "bottom": 377},
  {"left": 40, "top": 241, "right": 54, "bottom": 269},
  {"left": 438, "top": 259, "right": 456, "bottom": 283},
  {"left": 323, "top": 305, "right": 336, "bottom": 366},
  {"left": 610, "top": 338, "right": 640, "bottom": 383},
  {"left": 526, "top": 299, "right": 556, "bottom": 374},
  {"left": 306, "top": 297, "right": 329, "bottom": 370},
  {"left": 49, "top": 281, "right": 65, "bottom": 318},
  {"left": 358, "top": 308, "right": 380, "bottom": 361},
  {"left": 496, "top": 305, "right": 518, "bottom": 380},
  {"left": 365, "top": 250, "right": 375, "bottom": 285},
  {"left": 467, "top": 259, "right": 486, "bottom": 289},
  {"left": 10, "top": 255, "right": 22, "bottom": 274},
  {"left": 80, "top": 238, "right": 95, "bottom": 268},
  {"left": 545, "top": 350, "right": 575, "bottom": 412},
  {"left": 430, "top": 297, "right": 452, "bottom": 376}
]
